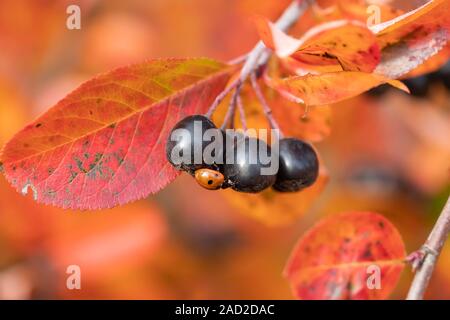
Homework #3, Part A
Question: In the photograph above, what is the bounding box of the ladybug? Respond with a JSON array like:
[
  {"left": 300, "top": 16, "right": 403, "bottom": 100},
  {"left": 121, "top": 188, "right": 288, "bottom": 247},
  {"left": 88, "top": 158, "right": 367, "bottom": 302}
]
[{"left": 195, "top": 168, "right": 225, "bottom": 190}]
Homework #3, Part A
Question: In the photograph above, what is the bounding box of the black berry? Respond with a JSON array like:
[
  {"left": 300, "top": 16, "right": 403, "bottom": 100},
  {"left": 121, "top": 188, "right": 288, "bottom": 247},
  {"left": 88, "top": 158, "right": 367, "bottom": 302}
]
[
  {"left": 223, "top": 135, "right": 276, "bottom": 193},
  {"left": 273, "top": 138, "right": 319, "bottom": 192},
  {"left": 166, "top": 115, "right": 224, "bottom": 175}
]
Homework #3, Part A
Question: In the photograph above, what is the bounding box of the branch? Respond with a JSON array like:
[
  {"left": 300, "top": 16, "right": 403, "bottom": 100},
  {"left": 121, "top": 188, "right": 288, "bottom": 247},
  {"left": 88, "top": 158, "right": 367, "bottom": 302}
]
[
  {"left": 206, "top": 0, "right": 313, "bottom": 118},
  {"left": 236, "top": 95, "right": 248, "bottom": 130},
  {"left": 220, "top": 85, "right": 242, "bottom": 129},
  {"left": 250, "top": 72, "right": 283, "bottom": 137},
  {"left": 240, "top": 0, "right": 312, "bottom": 81},
  {"left": 406, "top": 194, "right": 450, "bottom": 300}
]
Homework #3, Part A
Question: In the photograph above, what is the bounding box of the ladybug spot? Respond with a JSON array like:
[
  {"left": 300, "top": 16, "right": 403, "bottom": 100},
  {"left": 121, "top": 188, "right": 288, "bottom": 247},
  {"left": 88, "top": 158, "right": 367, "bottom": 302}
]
[{"left": 208, "top": 180, "right": 213, "bottom": 185}]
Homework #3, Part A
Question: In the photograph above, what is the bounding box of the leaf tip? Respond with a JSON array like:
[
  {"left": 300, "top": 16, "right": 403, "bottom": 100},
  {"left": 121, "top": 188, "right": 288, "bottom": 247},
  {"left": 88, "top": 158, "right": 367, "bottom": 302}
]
[{"left": 387, "top": 79, "right": 410, "bottom": 93}]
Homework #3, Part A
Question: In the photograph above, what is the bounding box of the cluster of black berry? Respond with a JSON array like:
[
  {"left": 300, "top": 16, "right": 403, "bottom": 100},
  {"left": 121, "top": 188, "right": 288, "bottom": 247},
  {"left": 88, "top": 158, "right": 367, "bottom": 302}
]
[{"left": 166, "top": 115, "right": 319, "bottom": 193}]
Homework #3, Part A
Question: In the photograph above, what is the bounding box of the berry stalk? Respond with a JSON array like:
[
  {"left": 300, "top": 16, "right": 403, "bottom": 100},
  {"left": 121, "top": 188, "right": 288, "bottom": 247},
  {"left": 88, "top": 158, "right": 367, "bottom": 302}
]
[
  {"left": 236, "top": 95, "right": 248, "bottom": 131},
  {"left": 220, "top": 85, "right": 242, "bottom": 129},
  {"left": 250, "top": 72, "right": 284, "bottom": 138},
  {"left": 205, "top": 0, "right": 314, "bottom": 119}
]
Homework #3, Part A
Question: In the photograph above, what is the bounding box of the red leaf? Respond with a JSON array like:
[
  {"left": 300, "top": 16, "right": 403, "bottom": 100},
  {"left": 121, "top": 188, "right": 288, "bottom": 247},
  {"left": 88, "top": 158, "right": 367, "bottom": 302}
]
[
  {"left": 284, "top": 211, "right": 406, "bottom": 300},
  {"left": 0, "top": 58, "right": 233, "bottom": 209}
]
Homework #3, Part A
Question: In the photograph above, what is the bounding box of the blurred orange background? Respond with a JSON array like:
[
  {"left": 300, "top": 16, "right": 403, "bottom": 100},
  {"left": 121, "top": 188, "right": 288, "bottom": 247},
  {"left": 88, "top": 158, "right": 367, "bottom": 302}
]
[{"left": 0, "top": 0, "right": 449, "bottom": 299}]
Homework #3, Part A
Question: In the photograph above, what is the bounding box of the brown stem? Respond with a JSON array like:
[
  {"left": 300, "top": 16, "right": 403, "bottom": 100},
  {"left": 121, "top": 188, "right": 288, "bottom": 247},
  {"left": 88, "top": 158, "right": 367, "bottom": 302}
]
[
  {"left": 220, "top": 85, "right": 242, "bottom": 129},
  {"left": 250, "top": 72, "right": 284, "bottom": 138},
  {"left": 406, "top": 195, "right": 450, "bottom": 300},
  {"left": 205, "top": 78, "right": 240, "bottom": 119},
  {"left": 206, "top": 0, "right": 313, "bottom": 118},
  {"left": 236, "top": 95, "right": 248, "bottom": 131}
]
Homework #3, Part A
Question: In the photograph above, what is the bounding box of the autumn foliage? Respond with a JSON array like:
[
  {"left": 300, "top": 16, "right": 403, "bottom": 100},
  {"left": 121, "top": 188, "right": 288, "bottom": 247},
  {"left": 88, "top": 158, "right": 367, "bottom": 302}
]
[{"left": 0, "top": 0, "right": 449, "bottom": 300}]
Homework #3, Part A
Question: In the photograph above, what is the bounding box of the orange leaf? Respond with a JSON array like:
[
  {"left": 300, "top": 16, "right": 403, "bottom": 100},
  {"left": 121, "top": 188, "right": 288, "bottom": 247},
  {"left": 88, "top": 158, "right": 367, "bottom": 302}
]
[
  {"left": 371, "top": 0, "right": 450, "bottom": 48},
  {"left": 284, "top": 211, "right": 406, "bottom": 300},
  {"left": 374, "top": 27, "right": 449, "bottom": 79},
  {"left": 369, "top": 0, "right": 450, "bottom": 79},
  {"left": 403, "top": 42, "right": 450, "bottom": 78},
  {"left": 213, "top": 81, "right": 331, "bottom": 142},
  {"left": 294, "top": 20, "right": 380, "bottom": 72},
  {"left": 0, "top": 58, "right": 233, "bottom": 209},
  {"left": 269, "top": 71, "right": 409, "bottom": 106},
  {"left": 254, "top": 16, "right": 380, "bottom": 72}
]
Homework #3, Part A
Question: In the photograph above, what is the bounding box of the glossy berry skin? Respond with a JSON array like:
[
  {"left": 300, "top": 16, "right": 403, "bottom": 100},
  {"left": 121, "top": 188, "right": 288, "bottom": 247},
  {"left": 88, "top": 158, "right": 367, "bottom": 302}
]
[
  {"left": 223, "top": 136, "right": 276, "bottom": 193},
  {"left": 166, "top": 115, "right": 223, "bottom": 175},
  {"left": 195, "top": 168, "right": 224, "bottom": 190},
  {"left": 273, "top": 138, "right": 319, "bottom": 192}
]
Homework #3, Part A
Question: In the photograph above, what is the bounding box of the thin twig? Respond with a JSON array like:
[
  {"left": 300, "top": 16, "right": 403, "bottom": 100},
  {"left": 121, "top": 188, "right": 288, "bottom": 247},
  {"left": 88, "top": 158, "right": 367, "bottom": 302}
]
[
  {"left": 236, "top": 95, "right": 248, "bottom": 131},
  {"left": 228, "top": 54, "right": 248, "bottom": 65},
  {"left": 406, "top": 195, "right": 450, "bottom": 300},
  {"left": 250, "top": 72, "right": 284, "bottom": 138},
  {"left": 205, "top": 78, "right": 240, "bottom": 118},
  {"left": 205, "top": 0, "right": 313, "bottom": 118},
  {"left": 220, "top": 85, "right": 242, "bottom": 129},
  {"left": 240, "top": 0, "right": 312, "bottom": 81}
]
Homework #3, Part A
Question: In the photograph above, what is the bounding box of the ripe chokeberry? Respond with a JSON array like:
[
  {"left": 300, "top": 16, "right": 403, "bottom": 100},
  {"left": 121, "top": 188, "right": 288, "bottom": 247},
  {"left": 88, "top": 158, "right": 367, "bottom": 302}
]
[
  {"left": 194, "top": 168, "right": 225, "bottom": 190},
  {"left": 273, "top": 138, "right": 319, "bottom": 192},
  {"left": 166, "top": 115, "right": 224, "bottom": 175},
  {"left": 223, "top": 135, "right": 276, "bottom": 193}
]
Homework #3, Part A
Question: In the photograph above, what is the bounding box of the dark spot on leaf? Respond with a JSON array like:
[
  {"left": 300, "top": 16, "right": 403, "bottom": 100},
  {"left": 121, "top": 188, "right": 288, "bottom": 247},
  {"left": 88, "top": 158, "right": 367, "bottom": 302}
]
[
  {"left": 45, "top": 188, "right": 56, "bottom": 198},
  {"left": 35, "top": 123, "right": 42, "bottom": 128},
  {"left": 48, "top": 167, "right": 55, "bottom": 175},
  {"left": 109, "top": 123, "right": 116, "bottom": 129},
  {"left": 346, "top": 281, "right": 353, "bottom": 292},
  {"left": 68, "top": 170, "right": 78, "bottom": 183},
  {"left": 362, "top": 243, "right": 373, "bottom": 259},
  {"left": 74, "top": 157, "right": 87, "bottom": 173}
]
